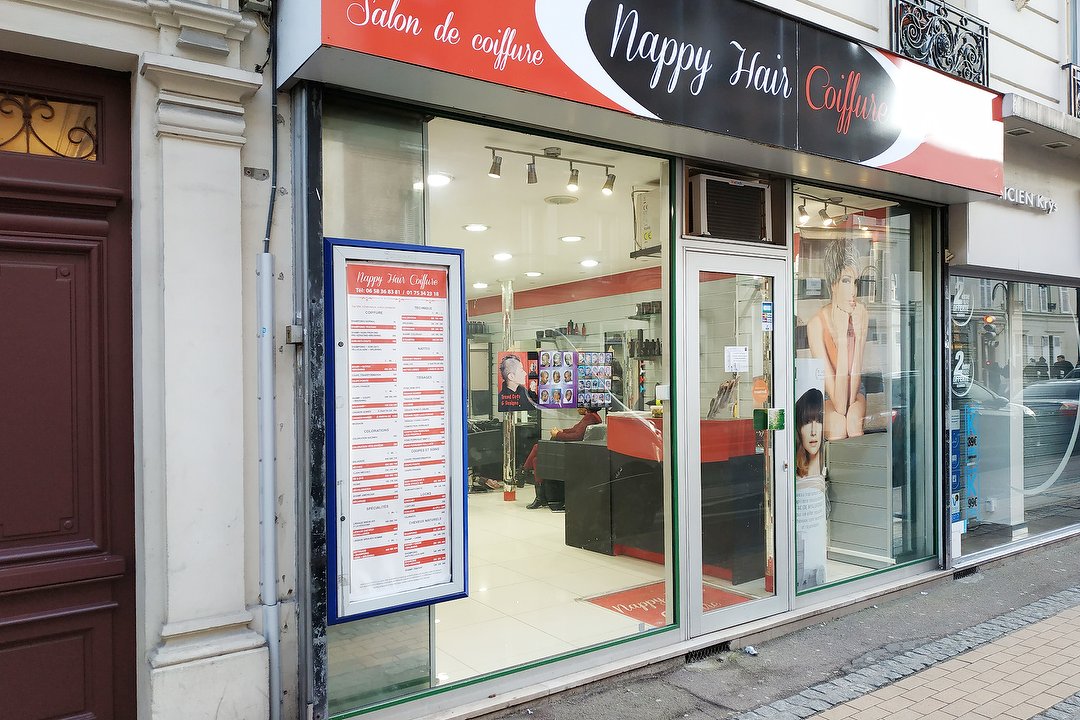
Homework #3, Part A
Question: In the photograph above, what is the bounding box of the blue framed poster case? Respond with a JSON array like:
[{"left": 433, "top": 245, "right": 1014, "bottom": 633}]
[{"left": 325, "top": 237, "right": 468, "bottom": 624}]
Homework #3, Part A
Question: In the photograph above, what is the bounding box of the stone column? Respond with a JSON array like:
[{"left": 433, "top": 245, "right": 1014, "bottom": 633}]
[{"left": 138, "top": 52, "right": 268, "bottom": 719}]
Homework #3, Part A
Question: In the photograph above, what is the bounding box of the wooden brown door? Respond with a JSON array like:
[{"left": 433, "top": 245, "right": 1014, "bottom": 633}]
[{"left": 0, "top": 52, "right": 134, "bottom": 719}]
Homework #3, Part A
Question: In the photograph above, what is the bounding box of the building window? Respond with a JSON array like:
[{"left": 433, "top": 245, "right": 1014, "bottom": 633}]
[
  {"left": 891, "top": 0, "right": 989, "bottom": 86},
  {"left": 0, "top": 89, "right": 97, "bottom": 160},
  {"left": 979, "top": 279, "right": 993, "bottom": 310},
  {"left": 950, "top": 278, "right": 1080, "bottom": 558},
  {"left": 793, "top": 184, "right": 937, "bottom": 592}
]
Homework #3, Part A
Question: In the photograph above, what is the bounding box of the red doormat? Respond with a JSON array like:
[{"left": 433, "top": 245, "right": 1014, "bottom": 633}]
[{"left": 586, "top": 582, "right": 751, "bottom": 627}]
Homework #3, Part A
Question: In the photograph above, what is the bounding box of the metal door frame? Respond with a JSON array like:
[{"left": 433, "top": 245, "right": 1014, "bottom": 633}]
[{"left": 677, "top": 243, "right": 793, "bottom": 637}]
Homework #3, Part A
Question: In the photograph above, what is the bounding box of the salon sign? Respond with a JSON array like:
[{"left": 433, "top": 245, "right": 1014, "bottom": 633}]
[{"left": 317, "top": 0, "right": 1003, "bottom": 193}]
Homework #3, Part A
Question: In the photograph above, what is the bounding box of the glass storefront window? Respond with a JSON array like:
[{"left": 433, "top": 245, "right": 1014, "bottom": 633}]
[
  {"left": 792, "top": 184, "right": 937, "bottom": 592},
  {"left": 949, "top": 277, "right": 1080, "bottom": 557},
  {"left": 321, "top": 103, "right": 672, "bottom": 714}
]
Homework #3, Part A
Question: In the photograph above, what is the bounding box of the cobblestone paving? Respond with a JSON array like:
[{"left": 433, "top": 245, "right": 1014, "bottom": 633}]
[{"left": 734, "top": 587, "right": 1080, "bottom": 720}]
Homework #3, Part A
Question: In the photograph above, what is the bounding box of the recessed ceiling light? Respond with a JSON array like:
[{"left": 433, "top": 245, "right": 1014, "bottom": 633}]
[
  {"left": 1044, "top": 141, "right": 1071, "bottom": 150},
  {"left": 580, "top": 259, "right": 599, "bottom": 268},
  {"left": 463, "top": 223, "right": 489, "bottom": 232},
  {"left": 560, "top": 235, "right": 583, "bottom": 243},
  {"left": 1005, "top": 127, "right": 1032, "bottom": 136},
  {"left": 427, "top": 172, "right": 453, "bottom": 187},
  {"left": 493, "top": 252, "right": 513, "bottom": 262},
  {"left": 473, "top": 282, "right": 489, "bottom": 289},
  {"left": 525, "top": 271, "right": 542, "bottom": 278}
]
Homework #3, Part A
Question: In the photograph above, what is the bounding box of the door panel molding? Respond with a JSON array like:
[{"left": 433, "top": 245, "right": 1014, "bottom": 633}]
[{"left": 0, "top": 50, "right": 133, "bottom": 720}]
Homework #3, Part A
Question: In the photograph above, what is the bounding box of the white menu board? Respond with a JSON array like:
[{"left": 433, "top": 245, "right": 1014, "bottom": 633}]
[{"left": 330, "top": 242, "right": 466, "bottom": 622}]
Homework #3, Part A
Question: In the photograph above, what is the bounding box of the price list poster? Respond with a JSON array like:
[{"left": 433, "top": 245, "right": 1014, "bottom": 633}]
[{"left": 335, "top": 254, "right": 465, "bottom": 619}]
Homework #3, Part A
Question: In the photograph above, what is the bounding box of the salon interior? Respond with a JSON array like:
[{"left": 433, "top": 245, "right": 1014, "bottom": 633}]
[{"left": 322, "top": 113, "right": 941, "bottom": 713}]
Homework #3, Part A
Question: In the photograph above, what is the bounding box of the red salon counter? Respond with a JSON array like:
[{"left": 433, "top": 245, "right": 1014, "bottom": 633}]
[{"left": 537, "top": 412, "right": 765, "bottom": 585}]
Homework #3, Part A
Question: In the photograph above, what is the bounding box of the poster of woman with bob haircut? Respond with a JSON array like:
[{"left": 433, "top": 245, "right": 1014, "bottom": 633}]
[{"left": 805, "top": 237, "right": 868, "bottom": 440}]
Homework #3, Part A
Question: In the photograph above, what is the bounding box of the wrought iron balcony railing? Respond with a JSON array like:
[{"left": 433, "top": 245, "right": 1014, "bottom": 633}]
[
  {"left": 892, "top": 0, "right": 989, "bottom": 86},
  {"left": 1068, "top": 63, "right": 1080, "bottom": 119}
]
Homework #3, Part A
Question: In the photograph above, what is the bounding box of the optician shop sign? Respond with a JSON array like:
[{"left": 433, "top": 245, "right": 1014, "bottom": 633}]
[
  {"left": 319, "top": 0, "right": 1003, "bottom": 193},
  {"left": 1001, "top": 186, "right": 1056, "bottom": 213}
]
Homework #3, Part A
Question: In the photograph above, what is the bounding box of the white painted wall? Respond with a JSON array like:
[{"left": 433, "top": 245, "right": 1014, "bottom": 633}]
[{"left": 950, "top": 140, "right": 1080, "bottom": 279}]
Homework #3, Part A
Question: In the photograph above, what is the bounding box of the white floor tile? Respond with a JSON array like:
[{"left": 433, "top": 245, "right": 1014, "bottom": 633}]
[
  {"left": 433, "top": 596, "right": 505, "bottom": 629},
  {"left": 516, "top": 599, "right": 644, "bottom": 644},
  {"left": 469, "top": 578, "right": 579, "bottom": 614},
  {"left": 433, "top": 651, "right": 476, "bottom": 686},
  {"left": 545, "top": 566, "right": 661, "bottom": 598},
  {"left": 436, "top": 615, "right": 573, "bottom": 676},
  {"left": 467, "top": 563, "right": 534, "bottom": 590},
  {"left": 514, "top": 549, "right": 619, "bottom": 580}
]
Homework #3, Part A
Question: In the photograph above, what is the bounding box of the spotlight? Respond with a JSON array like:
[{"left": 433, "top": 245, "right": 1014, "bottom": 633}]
[
  {"left": 493, "top": 252, "right": 513, "bottom": 262},
  {"left": 819, "top": 205, "right": 834, "bottom": 227},
  {"left": 488, "top": 152, "right": 502, "bottom": 178},
  {"left": 463, "top": 223, "right": 489, "bottom": 232},
  {"left": 566, "top": 164, "right": 579, "bottom": 192},
  {"left": 560, "top": 235, "right": 583, "bottom": 243},
  {"left": 427, "top": 172, "right": 453, "bottom": 187},
  {"left": 527, "top": 158, "right": 537, "bottom": 184},
  {"left": 525, "top": 271, "right": 542, "bottom": 278},
  {"left": 797, "top": 200, "right": 810, "bottom": 225},
  {"left": 601, "top": 170, "right": 616, "bottom": 196},
  {"left": 580, "top": 259, "right": 599, "bottom": 268}
]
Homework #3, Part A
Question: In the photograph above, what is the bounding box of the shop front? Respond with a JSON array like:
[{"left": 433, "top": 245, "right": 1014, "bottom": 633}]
[
  {"left": 947, "top": 132, "right": 1080, "bottom": 563},
  {"left": 279, "top": 2, "right": 1003, "bottom": 718}
]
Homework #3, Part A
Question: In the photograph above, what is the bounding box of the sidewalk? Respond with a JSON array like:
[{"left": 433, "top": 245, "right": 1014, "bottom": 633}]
[
  {"left": 743, "top": 591, "right": 1080, "bottom": 720},
  {"left": 489, "top": 535, "right": 1080, "bottom": 720}
]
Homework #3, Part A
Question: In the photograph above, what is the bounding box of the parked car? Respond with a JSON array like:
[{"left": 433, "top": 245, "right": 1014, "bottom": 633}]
[{"left": 1015, "top": 379, "right": 1080, "bottom": 496}]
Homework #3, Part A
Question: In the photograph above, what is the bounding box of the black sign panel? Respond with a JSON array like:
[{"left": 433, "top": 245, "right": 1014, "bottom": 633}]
[
  {"left": 585, "top": 0, "right": 798, "bottom": 148},
  {"left": 796, "top": 25, "right": 902, "bottom": 162}
]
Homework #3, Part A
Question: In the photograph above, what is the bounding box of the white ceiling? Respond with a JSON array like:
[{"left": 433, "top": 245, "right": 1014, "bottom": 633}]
[{"left": 426, "top": 118, "right": 667, "bottom": 300}]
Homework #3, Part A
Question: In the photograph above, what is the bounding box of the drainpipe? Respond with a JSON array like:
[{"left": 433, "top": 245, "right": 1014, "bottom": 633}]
[
  {"left": 254, "top": 4, "right": 281, "bottom": 718},
  {"left": 257, "top": 253, "right": 281, "bottom": 720}
]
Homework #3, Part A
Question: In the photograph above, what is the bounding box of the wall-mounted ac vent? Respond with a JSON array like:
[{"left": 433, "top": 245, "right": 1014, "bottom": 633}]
[{"left": 688, "top": 174, "right": 770, "bottom": 243}]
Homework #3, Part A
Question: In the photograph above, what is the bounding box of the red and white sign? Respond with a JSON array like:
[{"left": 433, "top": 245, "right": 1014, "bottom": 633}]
[
  {"left": 315, "top": 0, "right": 1003, "bottom": 194},
  {"left": 345, "top": 261, "right": 452, "bottom": 601}
]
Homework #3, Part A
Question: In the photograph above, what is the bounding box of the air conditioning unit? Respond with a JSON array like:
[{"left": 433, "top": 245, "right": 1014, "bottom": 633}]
[{"left": 688, "top": 173, "right": 771, "bottom": 243}]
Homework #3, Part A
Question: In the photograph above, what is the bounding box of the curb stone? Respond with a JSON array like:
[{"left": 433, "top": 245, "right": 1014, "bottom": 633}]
[{"left": 1031, "top": 692, "right": 1080, "bottom": 720}]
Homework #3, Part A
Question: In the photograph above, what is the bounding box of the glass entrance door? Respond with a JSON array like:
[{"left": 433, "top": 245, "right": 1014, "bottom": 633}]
[{"left": 683, "top": 250, "right": 790, "bottom": 635}]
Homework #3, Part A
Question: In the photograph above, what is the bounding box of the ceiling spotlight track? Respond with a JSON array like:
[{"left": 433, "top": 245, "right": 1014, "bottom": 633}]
[
  {"left": 483, "top": 144, "right": 616, "bottom": 193},
  {"left": 793, "top": 188, "right": 873, "bottom": 227}
]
